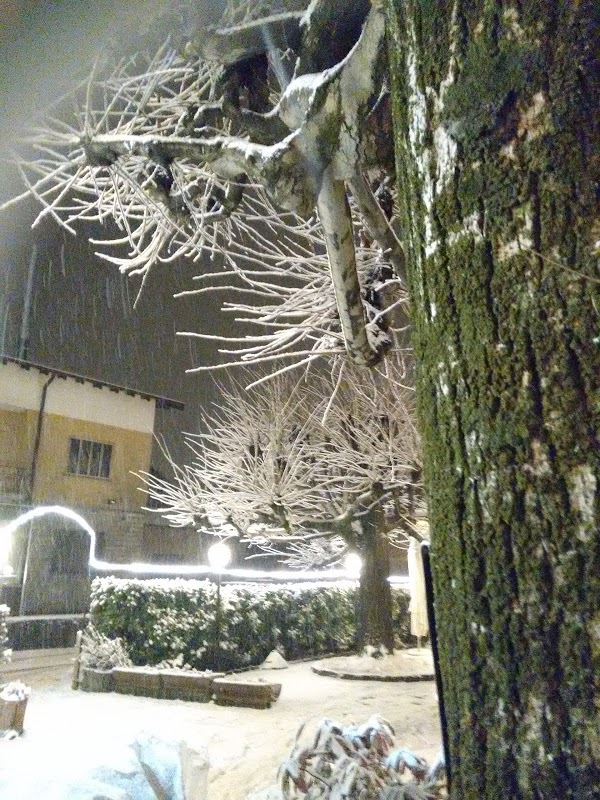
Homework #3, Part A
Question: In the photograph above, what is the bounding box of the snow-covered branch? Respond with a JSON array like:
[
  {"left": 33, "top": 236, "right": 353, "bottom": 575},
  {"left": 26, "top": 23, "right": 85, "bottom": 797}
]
[
  {"left": 142, "top": 361, "right": 422, "bottom": 569},
  {"left": 3, "top": 1, "right": 406, "bottom": 373}
]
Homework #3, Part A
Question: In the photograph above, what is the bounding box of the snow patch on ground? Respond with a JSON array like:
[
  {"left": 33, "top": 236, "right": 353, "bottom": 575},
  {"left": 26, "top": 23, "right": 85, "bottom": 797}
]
[{"left": 1, "top": 656, "right": 441, "bottom": 800}]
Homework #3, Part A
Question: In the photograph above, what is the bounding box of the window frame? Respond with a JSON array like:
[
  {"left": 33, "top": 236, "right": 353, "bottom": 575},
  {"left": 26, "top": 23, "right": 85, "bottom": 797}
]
[{"left": 67, "top": 437, "right": 113, "bottom": 479}]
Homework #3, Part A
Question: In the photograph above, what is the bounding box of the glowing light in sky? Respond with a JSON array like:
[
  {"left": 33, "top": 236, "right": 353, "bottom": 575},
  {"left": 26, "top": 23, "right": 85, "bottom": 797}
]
[{"left": 0, "top": 506, "right": 408, "bottom": 585}]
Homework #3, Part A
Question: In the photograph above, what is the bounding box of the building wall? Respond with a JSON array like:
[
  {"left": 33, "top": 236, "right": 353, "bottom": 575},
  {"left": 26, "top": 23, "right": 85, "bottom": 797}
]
[
  {"left": 0, "top": 360, "right": 156, "bottom": 510},
  {"left": 32, "top": 413, "right": 153, "bottom": 511},
  {"left": 0, "top": 409, "right": 33, "bottom": 497},
  {"left": 0, "top": 361, "right": 200, "bottom": 617},
  {"left": 87, "top": 507, "right": 146, "bottom": 563},
  {"left": 0, "top": 408, "right": 32, "bottom": 468},
  {"left": 0, "top": 361, "right": 156, "bottom": 432},
  {"left": 141, "top": 522, "right": 201, "bottom": 565}
]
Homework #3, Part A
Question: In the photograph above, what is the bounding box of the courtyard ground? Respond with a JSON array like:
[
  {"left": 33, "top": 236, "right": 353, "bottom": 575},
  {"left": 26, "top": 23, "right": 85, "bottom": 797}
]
[{"left": 1, "top": 648, "right": 442, "bottom": 799}]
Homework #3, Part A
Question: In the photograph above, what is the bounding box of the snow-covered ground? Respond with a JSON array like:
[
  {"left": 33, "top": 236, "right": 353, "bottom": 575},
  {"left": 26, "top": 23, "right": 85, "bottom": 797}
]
[{"left": 1, "top": 655, "right": 442, "bottom": 799}]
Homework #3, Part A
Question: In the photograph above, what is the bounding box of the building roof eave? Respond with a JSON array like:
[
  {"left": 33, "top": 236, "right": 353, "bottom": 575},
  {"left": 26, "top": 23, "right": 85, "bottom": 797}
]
[{"left": 1, "top": 354, "right": 184, "bottom": 411}]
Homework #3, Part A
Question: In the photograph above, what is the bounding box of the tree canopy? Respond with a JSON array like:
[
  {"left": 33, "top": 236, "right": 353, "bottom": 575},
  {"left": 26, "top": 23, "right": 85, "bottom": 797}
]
[{"left": 144, "top": 364, "right": 423, "bottom": 568}]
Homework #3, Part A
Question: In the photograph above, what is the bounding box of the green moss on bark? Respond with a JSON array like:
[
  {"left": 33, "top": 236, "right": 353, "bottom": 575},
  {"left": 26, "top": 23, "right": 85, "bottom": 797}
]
[{"left": 385, "top": 0, "right": 600, "bottom": 797}]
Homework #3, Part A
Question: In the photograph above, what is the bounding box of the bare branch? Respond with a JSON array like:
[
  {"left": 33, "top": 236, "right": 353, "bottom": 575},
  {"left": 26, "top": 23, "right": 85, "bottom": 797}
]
[
  {"left": 142, "top": 362, "right": 422, "bottom": 569},
  {"left": 3, "top": 2, "right": 407, "bottom": 377}
]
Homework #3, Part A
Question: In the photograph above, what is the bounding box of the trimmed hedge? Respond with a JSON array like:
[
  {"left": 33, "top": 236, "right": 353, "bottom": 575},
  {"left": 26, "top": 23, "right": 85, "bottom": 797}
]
[{"left": 90, "top": 577, "right": 411, "bottom": 671}]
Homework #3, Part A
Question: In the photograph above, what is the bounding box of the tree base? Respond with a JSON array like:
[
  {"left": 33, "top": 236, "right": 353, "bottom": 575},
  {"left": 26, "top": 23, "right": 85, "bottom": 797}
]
[{"left": 312, "top": 648, "right": 435, "bottom": 681}]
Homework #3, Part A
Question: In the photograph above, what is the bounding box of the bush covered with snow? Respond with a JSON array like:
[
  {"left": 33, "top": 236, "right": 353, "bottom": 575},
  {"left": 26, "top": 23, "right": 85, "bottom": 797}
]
[
  {"left": 0, "top": 604, "right": 11, "bottom": 664},
  {"left": 90, "top": 578, "right": 410, "bottom": 671},
  {"left": 279, "top": 715, "right": 445, "bottom": 799},
  {"left": 80, "top": 624, "right": 132, "bottom": 671}
]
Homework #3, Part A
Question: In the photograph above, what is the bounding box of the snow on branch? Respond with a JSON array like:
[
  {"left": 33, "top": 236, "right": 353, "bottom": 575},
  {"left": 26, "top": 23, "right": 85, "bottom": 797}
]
[
  {"left": 141, "top": 361, "right": 422, "bottom": 569},
  {"left": 217, "top": 0, "right": 306, "bottom": 31},
  {"left": 176, "top": 189, "right": 408, "bottom": 380},
  {"left": 3, "top": 1, "right": 406, "bottom": 374}
]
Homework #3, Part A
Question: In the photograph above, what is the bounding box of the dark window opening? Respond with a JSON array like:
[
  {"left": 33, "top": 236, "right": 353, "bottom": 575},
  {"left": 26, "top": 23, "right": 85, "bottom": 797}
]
[{"left": 68, "top": 438, "right": 112, "bottom": 478}]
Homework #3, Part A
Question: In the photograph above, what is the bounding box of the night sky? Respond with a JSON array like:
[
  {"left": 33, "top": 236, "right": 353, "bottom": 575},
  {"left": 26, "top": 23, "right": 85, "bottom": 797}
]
[{"left": 0, "top": 1, "right": 237, "bottom": 467}]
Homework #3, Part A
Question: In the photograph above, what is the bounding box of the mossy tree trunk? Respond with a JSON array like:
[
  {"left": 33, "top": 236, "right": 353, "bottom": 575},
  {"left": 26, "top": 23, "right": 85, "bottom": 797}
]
[{"left": 385, "top": 1, "right": 599, "bottom": 797}]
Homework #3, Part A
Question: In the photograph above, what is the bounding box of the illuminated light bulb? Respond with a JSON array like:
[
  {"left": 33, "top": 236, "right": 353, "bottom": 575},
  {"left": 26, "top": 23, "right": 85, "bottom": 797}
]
[
  {"left": 207, "top": 541, "right": 232, "bottom": 570},
  {"left": 344, "top": 552, "right": 363, "bottom": 578}
]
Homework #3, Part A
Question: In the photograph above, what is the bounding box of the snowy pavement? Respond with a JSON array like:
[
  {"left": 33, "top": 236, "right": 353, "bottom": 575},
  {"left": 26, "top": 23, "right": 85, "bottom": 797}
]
[{"left": 1, "top": 651, "right": 442, "bottom": 799}]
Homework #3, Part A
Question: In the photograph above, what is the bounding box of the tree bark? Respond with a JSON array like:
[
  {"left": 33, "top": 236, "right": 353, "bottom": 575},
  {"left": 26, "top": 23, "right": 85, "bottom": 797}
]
[
  {"left": 386, "top": 1, "right": 599, "bottom": 797},
  {"left": 317, "top": 169, "right": 382, "bottom": 366},
  {"left": 356, "top": 494, "right": 395, "bottom": 654}
]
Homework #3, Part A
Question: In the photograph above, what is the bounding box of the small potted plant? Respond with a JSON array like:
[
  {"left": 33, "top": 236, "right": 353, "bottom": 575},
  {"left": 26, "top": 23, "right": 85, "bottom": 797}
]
[
  {"left": 0, "top": 606, "right": 30, "bottom": 735},
  {"left": 79, "top": 625, "right": 131, "bottom": 692},
  {"left": 0, "top": 681, "right": 30, "bottom": 734}
]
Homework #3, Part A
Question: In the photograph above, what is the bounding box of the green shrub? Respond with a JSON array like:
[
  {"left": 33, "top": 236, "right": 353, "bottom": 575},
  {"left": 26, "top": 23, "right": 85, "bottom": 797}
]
[{"left": 90, "top": 577, "right": 411, "bottom": 670}]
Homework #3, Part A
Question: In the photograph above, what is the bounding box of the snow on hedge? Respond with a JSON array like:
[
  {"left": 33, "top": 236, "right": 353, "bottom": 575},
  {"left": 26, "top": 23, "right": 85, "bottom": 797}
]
[{"left": 90, "top": 577, "right": 410, "bottom": 670}]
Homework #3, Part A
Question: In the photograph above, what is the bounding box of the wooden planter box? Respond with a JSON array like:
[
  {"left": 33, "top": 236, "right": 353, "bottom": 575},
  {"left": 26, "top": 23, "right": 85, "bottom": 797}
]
[
  {"left": 0, "top": 696, "right": 28, "bottom": 733},
  {"left": 112, "top": 667, "right": 161, "bottom": 697},
  {"left": 79, "top": 667, "right": 114, "bottom": 693},
  {"left": 213, "top": 678, "right": 281, "bottom": 709},
  {"left": 159, "top": 670, "right": 224, "bottom": 702}
]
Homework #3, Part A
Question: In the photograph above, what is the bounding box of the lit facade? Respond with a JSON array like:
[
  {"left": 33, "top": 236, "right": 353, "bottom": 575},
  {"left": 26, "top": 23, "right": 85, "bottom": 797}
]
[{"left": 0, "top": 355, "right": 197, "bottom": 614}]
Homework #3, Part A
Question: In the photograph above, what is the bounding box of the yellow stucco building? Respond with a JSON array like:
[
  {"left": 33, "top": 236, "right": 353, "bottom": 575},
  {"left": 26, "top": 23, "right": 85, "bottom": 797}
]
[
  {"left": 0, "top": 355, "right": 198, "bottom": 614},
  {"left": 0, "top": 356, "right": 163, "bottom": 509}
]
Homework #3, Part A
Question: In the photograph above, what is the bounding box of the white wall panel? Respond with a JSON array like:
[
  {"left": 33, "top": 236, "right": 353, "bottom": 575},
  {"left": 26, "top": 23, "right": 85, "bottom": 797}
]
[{"left": 0, "top": 362, "right": 155, "bottom": 433}]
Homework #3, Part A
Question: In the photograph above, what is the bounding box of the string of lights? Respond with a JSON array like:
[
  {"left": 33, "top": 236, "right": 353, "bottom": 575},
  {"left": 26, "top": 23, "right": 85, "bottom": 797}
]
[{"left": 0, "top": 505, "right": 409, "bottom": 585}]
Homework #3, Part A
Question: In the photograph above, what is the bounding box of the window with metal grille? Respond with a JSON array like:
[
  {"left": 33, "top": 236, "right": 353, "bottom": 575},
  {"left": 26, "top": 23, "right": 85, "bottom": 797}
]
[{"left": 67, "top": 437, "right": 112, "bottom": 478}]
